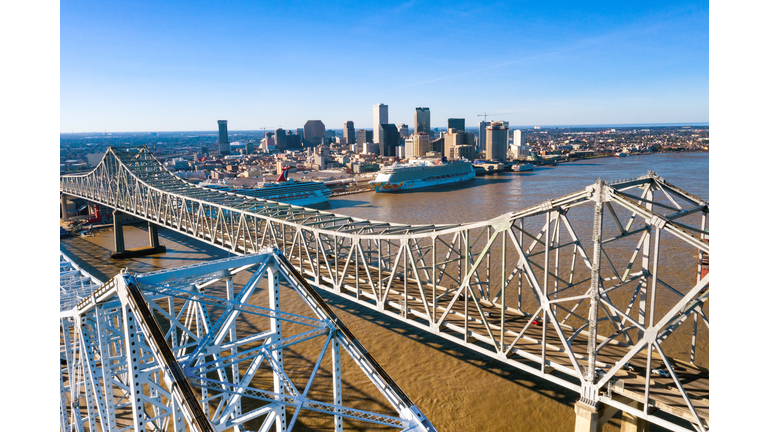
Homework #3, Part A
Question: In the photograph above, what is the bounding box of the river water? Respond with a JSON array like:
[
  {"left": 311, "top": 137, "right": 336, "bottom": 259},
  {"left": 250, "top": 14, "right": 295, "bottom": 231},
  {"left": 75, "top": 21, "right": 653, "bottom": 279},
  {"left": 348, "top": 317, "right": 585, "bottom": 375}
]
[{"left": 60, "top": 152, "right": 707, "bottom": 432}]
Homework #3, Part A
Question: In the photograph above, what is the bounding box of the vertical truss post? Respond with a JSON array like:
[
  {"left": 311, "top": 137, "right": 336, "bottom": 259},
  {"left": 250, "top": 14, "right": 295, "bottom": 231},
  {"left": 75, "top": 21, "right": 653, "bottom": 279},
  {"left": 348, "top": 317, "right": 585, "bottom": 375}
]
[
  {"left": 638, "top": 186, "right": 653, "bottom": 337},
  {"left": 543, "top": 211, "right": 550, "bottom": 372},
  {"left": 225, "top": 276, "right": 242, "bottom": 423},
  {"left": 268, "top": 264, "right": 286, "bottom": 431},
  {"left": 122, "top": 305, "right": 148, "bottom": 432},
  {"left": 586, "top": 181, "right": 605, "bottom": 397},
  {"left": 332, "top": 336, "right": 343, "bottom": 432}
]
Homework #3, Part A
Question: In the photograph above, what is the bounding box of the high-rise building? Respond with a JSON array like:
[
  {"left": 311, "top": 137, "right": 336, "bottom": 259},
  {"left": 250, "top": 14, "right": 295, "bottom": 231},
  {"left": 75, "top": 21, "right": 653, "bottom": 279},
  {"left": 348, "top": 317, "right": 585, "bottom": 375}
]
[
  {"left": 296, "top": 128, "right": 304, "bottom": 143},
  {"left": 356, "top": 129, "right": 373, "bottom": 145},
  {"left": 404, "top": 133, "right": 430, "bottom": 159},
  {"left": 486, "top": 121, "right": 508, "bottom": 161},
  {"left": 447, "top": 118, "right": 465, "bottom": 132},
  {"left": 398, "top": 124, "right": 409, "bottom": 138},
  {"left": 513, "top": 129, "right": 525, "bottom": 147},
  {"left": 414, "top": 107, "right": 430, "bottom": 136},
  {"left": 445, "top": 129, "right": 476, "bottom": 160},
  {"left": 274, "top": 128, "right": 287, "bottom": 150},
  {"left": 373, "top": 104, "right": 388, "bottom": 145},
  {"left": 343, "top": 121, "right": 356, "bottom": 145},
  {"left": 303, "top": 120, "right": 326, "bottom": 147},
  {"left": 379, "top": 124, "right": 399, "bottom": 157},
  {"left": 477, "top": 121, "right": 489, "bottom": 151},
  {"left": 286, "top": 130, "right": 301, "bottom": 149},
  {"left": 218, "top": 120, "right": 230, "bottom": 155}
]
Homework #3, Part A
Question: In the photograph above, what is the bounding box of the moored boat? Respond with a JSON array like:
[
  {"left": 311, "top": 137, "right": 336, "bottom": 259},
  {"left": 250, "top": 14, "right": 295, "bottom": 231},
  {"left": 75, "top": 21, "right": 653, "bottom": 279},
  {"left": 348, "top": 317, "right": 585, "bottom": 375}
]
[{"left": 369, "top": 159, "right": 475, "bottom": 192}]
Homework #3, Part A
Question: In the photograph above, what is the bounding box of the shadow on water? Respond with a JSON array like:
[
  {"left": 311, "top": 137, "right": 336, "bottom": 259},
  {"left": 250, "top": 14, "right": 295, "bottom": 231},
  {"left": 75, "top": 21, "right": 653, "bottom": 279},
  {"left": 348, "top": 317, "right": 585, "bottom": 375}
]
[
  {"left": 377, "top": 176, "right": 515, "bottom": 195},
  {"left": 314, "top": 289, "right": 580, "bottom": 408},
  {"left": 325, "top": 199, "right": 377, "bottom": 208}
]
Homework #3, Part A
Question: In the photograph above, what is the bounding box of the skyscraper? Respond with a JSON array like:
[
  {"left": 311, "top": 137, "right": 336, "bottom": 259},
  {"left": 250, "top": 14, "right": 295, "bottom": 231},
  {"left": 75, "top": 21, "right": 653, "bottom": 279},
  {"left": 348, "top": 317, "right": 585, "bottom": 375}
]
[
  {"left": 274, "top": 128, "right": 287, "bottom": 150},
  {"left": 373, "top": 104, "right": 388, "bottom": 145},
  {"left": 445, "top": 130, "right": 476, "bottom": 160},
  {"left": 513, "top": 129, "right": 525, "bottom": 147},
  {"left": 448, "top": 118, "right": 465, "bottom": 132},
  {"left": 218, "top": 120, "right": 230, "bottom": 155},
  {"left": 486, "top": 121, "right": 508, "bottom": 161},
  {"left": 477, "top": 121, "right": 489, "bottom": 151},
  {"left": 303, "top": 120, "right": 326, "bottom": 147},
  {"left": 379, "top": 124, "right": 399, "bottom": 157},
  {"left": 343, "top": 121, "right": 356, "bottom": 145},
  {"left": 404, "top": 134, "right": 430, "bottom": 159},
  {"left": 398, "top": 124, "right": 409, "bottom": 138},
  {"left": 414, "top": 107, "right": 430, "bottom": 136}
]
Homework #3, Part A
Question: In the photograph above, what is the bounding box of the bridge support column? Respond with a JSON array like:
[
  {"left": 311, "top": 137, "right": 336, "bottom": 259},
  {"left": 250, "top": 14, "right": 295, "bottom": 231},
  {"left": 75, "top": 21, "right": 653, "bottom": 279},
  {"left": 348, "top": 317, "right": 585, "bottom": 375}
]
[
  {"left": 110, "top": 214, "right": 166, "bottom": 259},
  {"left": 60, "top": 194, "right": 70, "bottom": 220},
  {"left": 149, "top": 222, "right": 161, "bottom": 248},
  {"left": 113, "top": 211, "right": 125, "bottom": 255},
  {"left": 574, "top": 401, "right": 600, "bottom": 432},
  {"left": 618, "top": 398, "right": 649, "bottom": 432}
]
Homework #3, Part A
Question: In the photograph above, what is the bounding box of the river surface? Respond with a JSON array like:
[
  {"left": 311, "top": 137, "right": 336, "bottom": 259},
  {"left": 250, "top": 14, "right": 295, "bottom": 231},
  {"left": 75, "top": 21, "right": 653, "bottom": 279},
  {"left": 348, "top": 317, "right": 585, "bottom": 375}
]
[{"left": 60, "top": 152, "right": 708, "bottom": 432}]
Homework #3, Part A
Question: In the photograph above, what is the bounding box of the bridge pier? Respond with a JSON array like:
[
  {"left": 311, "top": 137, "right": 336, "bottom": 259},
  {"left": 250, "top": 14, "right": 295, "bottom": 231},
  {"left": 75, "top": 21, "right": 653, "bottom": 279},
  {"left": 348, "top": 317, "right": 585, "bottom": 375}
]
[
  {"left": 573, "top": 397, "right": 650, "bottom": 432},
  {"left": 110, "top": 212, "right": 167, "bottom": 258},
  {"left": 60, "top": 194, "right": 70, "bottom": 220}
]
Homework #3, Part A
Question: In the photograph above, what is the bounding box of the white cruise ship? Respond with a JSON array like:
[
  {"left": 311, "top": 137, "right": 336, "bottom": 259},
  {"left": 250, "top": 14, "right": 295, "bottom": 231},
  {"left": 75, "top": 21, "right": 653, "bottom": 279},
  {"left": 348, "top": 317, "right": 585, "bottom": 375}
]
[
  {"left": 369, "top": 159, "right": 475, "bottom": 192},
  {"left": 199, "top": 167, "right": 331, "bottom": 206}
]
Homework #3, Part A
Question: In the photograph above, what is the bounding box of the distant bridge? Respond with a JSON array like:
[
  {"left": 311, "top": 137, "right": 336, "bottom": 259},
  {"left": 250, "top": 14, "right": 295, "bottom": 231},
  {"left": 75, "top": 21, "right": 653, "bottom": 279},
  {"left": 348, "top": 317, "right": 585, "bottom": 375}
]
[{"left": 61, "top": 146, "right": 710, "bottom": 432}]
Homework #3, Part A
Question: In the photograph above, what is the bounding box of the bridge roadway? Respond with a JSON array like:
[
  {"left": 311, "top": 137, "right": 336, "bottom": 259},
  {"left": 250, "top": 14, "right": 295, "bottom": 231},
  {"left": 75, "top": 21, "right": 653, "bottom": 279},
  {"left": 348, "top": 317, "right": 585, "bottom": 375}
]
[{"left": 61, "top": 146, "right": 710, "bottom": 432}]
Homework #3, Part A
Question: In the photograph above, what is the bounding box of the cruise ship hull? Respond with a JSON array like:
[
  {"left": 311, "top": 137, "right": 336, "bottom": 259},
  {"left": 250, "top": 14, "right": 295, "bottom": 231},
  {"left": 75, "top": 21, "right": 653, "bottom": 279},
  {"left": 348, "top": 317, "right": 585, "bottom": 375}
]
[{"left": 370, "top": 169, "right": 475, "bottom": 192}]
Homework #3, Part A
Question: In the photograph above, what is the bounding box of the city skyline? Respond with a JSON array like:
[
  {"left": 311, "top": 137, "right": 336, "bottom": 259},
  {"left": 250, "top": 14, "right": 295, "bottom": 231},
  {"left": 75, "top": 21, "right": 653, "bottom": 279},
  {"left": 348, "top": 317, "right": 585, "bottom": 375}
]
[{"left": 61, "top": 1, "right": 708, "bottom": 133}]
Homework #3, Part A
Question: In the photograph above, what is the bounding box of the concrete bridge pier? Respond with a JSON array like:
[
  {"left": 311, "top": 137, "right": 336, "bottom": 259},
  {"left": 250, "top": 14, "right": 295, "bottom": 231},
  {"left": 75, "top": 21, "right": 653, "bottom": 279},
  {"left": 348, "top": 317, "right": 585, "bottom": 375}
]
[
  {"left": 60, "top": 194, "right": 70, "bottom": 220},
  {"left": 110, "top": 212, "right": 167, "bottom": 258},
  {"left": 573, "top": 396, "right": 649, "bottom": 432}
]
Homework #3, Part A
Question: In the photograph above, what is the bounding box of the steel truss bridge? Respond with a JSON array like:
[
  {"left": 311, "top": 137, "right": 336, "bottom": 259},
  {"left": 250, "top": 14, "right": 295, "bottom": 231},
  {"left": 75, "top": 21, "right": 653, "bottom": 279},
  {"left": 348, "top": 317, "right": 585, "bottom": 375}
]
[
  {"left": 60, "top": 249, "right": 436, "bottom": 432},
  {"left": 61, "top": 146, "right": 710, "bottom": 432}
]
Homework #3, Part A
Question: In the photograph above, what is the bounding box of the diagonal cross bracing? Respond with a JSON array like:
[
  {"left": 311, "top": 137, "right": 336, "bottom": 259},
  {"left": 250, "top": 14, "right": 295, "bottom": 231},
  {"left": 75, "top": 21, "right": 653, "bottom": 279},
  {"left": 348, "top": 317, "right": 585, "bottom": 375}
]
[
  {"left": 60, "top": 248, "right": 437, "bottom": 432},
  {"left": 62, "top": 148, "right": 709, "bottom": 432}
]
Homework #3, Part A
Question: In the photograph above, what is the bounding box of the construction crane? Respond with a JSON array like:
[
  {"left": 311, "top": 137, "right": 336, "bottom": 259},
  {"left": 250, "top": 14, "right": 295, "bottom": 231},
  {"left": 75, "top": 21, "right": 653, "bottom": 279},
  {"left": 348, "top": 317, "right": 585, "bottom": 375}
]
[{"left": 477, "top": 112, "right": 511, "bottom": 122}]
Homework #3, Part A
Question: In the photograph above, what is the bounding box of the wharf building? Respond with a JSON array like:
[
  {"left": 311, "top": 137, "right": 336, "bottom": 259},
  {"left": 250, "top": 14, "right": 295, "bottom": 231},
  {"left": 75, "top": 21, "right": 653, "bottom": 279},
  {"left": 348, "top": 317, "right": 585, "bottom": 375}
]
[
  {"left": 404, "top": 133, "right": 430, "bottom": 159},
  {"left": 445, "top": 129, "right": 476, "bottom": 160},
  {"left": 303, "top": 120, "right": 326, "bottom": 147},
  {"left": 414, "top": 107, "right": 431, "bottom": 137},
  {"left": 343, "top": 121, "right": 356, "bottom": 145},
  {"left": 373, "top": 103, "right": 388, "bottom": 145},
  {"left": 218, "top": 120, "right": 230, "bottom": 155},
  {"left": 447, "top": 118, "right": 465, "bottom": 132},
  {"left": 486, "top": 121, "right": 509, "bottom": 161}
]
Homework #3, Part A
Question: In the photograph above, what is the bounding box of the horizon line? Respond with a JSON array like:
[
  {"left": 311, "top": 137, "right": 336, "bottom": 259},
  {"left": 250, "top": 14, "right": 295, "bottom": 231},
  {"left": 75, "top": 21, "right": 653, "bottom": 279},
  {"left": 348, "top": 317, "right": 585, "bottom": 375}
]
[{"left": 60, "top": 121, "right": 710, "bottom": 135}]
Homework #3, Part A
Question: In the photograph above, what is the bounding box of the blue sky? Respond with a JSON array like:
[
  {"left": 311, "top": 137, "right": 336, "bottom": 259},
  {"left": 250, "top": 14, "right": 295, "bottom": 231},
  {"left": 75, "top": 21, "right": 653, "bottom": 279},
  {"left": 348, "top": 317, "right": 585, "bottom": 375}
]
[{"left": 60, "top": 0, "right": 709, "bottom": 132}]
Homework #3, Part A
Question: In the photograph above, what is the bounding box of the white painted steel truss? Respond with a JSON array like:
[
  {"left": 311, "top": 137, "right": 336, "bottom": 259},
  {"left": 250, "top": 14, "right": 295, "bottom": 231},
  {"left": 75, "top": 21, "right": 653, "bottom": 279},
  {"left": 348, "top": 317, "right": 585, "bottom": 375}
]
[
  {"left": 60, "top": 249, "right": 436, "bottom": 432},
  {"left": 62, "top": 146, "right": 710, "bottom": 431}
]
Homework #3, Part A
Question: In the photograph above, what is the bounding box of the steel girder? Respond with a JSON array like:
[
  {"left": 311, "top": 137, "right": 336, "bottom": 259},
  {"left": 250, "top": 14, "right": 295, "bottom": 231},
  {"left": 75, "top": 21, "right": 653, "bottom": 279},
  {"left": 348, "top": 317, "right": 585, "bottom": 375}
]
[
  {"left": 62, "top": 146, "right": 710, "bottom": 431},
  {"left": 60, "top": 249, "right": 436, "bottom": 432}
]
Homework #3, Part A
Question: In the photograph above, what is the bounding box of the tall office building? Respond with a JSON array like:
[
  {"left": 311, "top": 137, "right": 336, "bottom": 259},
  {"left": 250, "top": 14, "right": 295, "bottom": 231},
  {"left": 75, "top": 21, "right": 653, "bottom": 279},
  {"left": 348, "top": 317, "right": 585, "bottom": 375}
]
[
  {"left": 356, "top": 129, "right": 373, "bottom": 145},
  {"left": 447, "top": 118, "right": 465, "bottom": 132},
  {"left": 286, "top": 130, "right": 301, "bottom": 149},
  {"left": 486, "top": 121, "right": 508, "bottom": 161},
  {"left": 373, "top": 104, "right": 388, "bottom": 145},
  {"left": 398, "top": 124, "right": 409, "bottom": 138},
  {"left": 414, "top": 107, "right": 430, "bottom": 136},
  {"left": 343, "top": 121, "right": 356, "bottom": 145},
  {"left": 477, "top": 121, "right": 496, "bottom": 151},
  {"left": 303, "top": 120, "right": 325, "bottom": 147},
  {"left": 513, "top": 129, "right": 525, "bottom": 147},
  {"left": 404, "top": 134, "right": 430, "bottom": 159},
  {"left": 274, "top": 128, "right": 287, "bottom": 150},
  {"left": 380, "top": 124, "right": 400, "bottom": 157},
  {"left": 445, "top": 129, "right": 476, "bottom": 160},
  {"left": 217, "top": 120, "right": 230, "bottom": 155}
]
